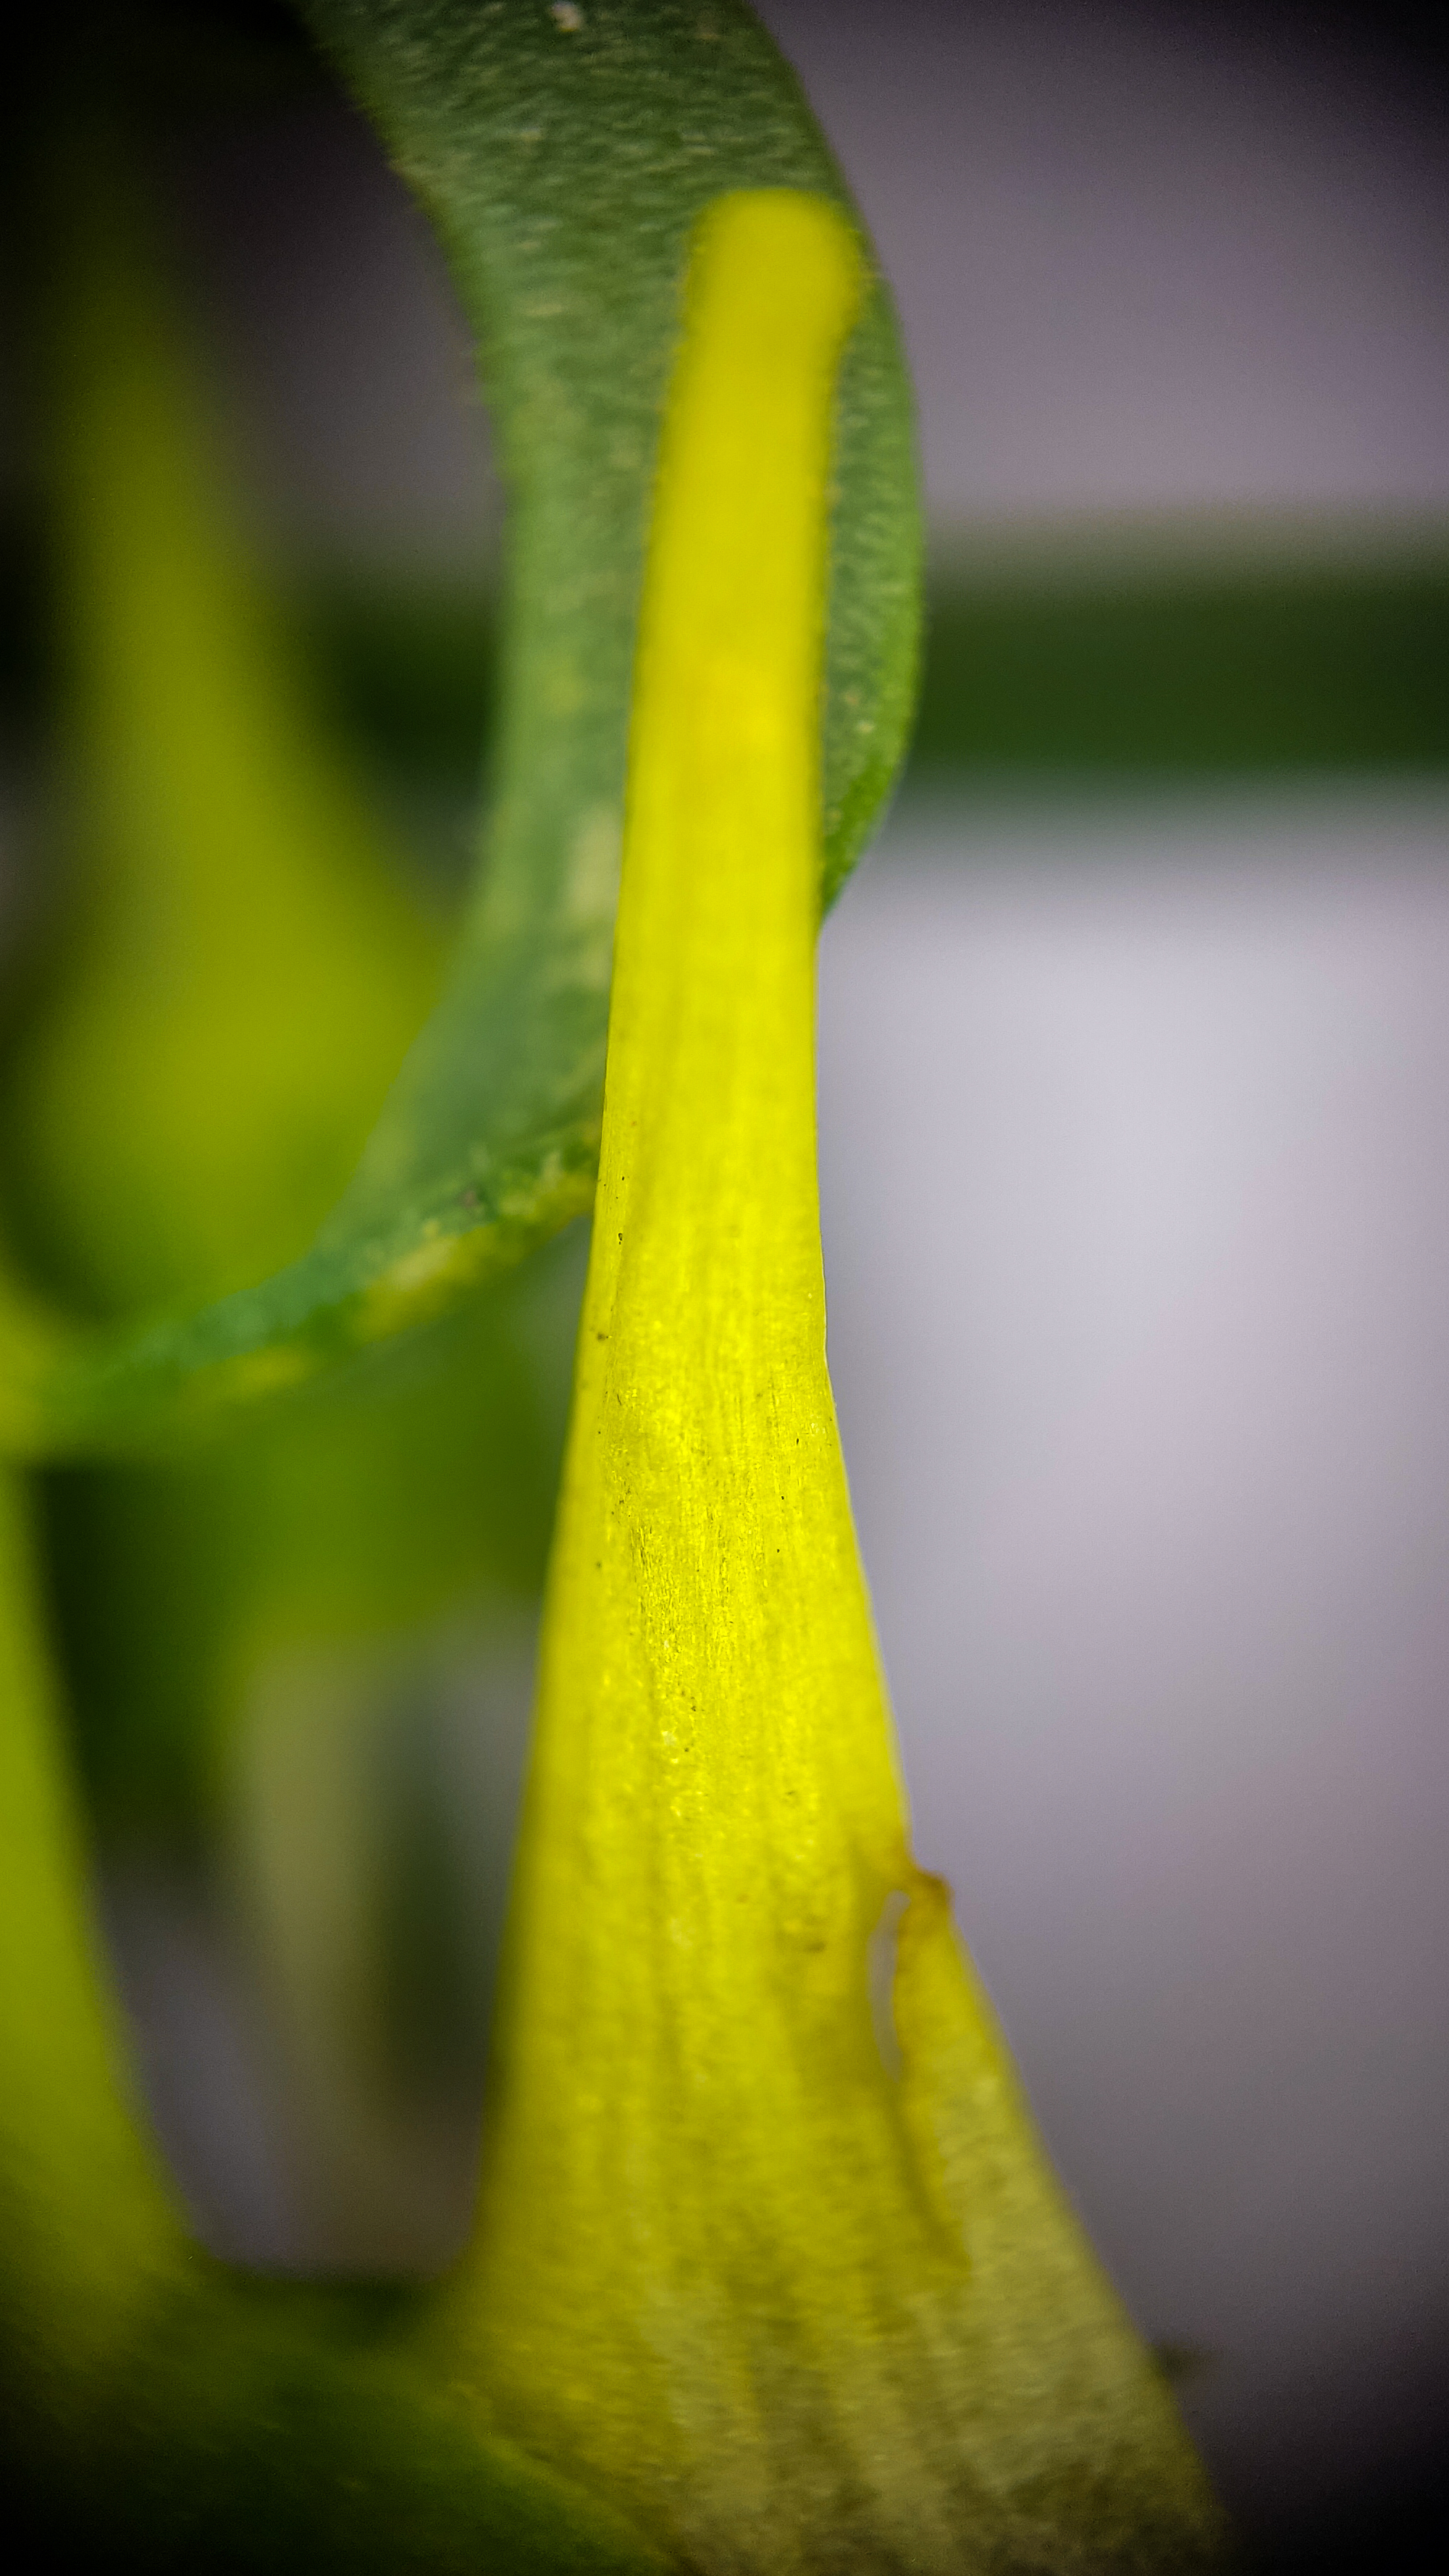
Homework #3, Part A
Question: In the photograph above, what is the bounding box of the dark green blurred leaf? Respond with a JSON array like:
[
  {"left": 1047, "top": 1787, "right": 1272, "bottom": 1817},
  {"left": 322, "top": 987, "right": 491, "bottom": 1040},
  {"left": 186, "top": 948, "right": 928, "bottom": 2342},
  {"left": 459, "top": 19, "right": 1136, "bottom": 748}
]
[{"left": 914, "top": 535, "right": 1449, "bottom": 779}]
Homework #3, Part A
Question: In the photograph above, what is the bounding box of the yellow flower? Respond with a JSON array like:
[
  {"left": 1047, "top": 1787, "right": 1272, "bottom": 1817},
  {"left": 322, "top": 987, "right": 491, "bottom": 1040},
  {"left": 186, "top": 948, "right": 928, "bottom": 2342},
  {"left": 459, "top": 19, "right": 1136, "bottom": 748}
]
[{"left": 449, "top": 191, "right": 1225, "bottom": 2574}]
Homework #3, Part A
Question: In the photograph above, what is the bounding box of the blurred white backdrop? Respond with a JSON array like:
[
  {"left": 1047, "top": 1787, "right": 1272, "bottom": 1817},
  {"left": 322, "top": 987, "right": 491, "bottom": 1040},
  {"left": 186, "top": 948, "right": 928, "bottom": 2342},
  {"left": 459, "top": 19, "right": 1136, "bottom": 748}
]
[
  {"left": 816, "top": 785, "right": 1449, "bottom": 2531},
  {"left": 760, "top": 0, "right": 1449, "bottom": 526}
]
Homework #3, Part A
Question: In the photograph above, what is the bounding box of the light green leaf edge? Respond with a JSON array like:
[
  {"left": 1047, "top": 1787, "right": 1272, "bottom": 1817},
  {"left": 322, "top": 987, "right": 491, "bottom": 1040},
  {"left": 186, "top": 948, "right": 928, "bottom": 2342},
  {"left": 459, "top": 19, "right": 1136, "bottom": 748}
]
[{"left": 0, "top": 0, "right": 920, "bottom": 1461}]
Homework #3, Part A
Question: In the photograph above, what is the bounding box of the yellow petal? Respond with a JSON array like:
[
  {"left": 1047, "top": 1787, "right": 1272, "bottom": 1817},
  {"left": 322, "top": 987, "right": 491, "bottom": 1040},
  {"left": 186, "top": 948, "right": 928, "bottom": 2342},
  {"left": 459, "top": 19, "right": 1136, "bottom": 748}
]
[{"left": 451, "top": 190, "right": 1225, "bottom": 2572}]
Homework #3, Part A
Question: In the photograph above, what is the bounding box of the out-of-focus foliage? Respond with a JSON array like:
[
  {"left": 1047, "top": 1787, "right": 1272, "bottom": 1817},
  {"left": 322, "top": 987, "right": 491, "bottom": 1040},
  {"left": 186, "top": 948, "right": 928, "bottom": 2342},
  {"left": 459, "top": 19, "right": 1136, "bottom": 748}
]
[{"left": 0, "top": 148, "right": 442, "bottom": 1326}]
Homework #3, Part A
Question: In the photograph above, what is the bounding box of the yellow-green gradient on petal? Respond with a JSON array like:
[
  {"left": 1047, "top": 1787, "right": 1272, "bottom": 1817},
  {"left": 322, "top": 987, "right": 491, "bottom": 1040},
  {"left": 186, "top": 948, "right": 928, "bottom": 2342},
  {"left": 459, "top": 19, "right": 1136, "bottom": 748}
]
[{"left": 457, "top": 193, "right": 1225, "bottom": 2571}]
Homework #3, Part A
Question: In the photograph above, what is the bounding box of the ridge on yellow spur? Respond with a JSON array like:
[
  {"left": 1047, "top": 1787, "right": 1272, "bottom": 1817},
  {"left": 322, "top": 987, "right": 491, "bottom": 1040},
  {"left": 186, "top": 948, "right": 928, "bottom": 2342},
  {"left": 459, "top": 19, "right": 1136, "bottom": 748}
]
[{"left": 452, "top": 190, "right": 1226, "bottom": 2576}]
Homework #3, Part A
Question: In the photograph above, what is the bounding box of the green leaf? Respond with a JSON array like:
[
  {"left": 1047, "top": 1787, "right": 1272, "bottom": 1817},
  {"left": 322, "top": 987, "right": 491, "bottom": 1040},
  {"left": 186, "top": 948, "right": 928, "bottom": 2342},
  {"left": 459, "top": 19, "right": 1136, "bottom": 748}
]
[
  {"left": 1, "top": 0, "right": 919, "bottom": 1461},
  {"left": 41, "top": 1238, "right": 579, "bottom": 1850}
]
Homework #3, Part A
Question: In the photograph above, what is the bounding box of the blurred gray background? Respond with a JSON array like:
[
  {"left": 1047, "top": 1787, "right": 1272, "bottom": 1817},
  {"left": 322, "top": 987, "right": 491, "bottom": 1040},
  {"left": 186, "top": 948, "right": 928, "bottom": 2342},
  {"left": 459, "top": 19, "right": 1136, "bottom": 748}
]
[{"left": 772, "top": 4, "right": 1449, "bottom": 2546}]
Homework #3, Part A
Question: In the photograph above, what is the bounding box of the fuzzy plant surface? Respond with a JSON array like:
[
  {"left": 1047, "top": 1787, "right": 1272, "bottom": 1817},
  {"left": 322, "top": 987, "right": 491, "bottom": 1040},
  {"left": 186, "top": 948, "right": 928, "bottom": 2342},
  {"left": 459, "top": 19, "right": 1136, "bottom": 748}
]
[{"left": 0, "top": 4, "right": 1228, "bottom": 2568}]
